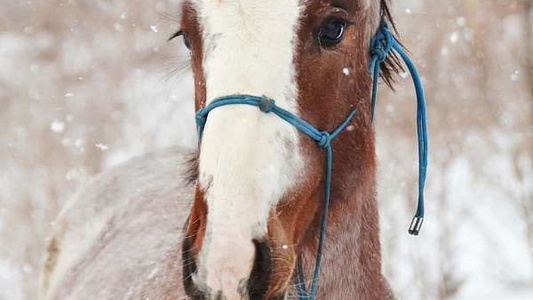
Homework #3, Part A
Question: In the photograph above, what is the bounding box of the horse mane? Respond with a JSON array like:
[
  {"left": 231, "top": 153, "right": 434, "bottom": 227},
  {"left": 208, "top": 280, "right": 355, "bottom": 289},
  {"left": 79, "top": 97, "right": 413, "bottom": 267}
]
[
  {"left": 184, "top": 151, "right": 199, "bottom": 186},
  {"left": 379, "top": 0, "right": 403, "bottom": 89}
]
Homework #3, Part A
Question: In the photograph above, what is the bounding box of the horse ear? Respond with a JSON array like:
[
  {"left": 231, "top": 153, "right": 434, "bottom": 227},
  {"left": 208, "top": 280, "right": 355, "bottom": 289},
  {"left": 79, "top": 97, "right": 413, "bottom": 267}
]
[{"left": 379, "top": 0, "right": 403, "bottom": 90}]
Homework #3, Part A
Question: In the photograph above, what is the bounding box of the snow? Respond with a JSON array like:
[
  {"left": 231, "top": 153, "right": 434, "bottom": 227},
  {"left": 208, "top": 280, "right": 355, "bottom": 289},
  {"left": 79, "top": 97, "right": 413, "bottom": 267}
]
[
  {"left": 450, "top": 32, "right": 459, "bottom": 44},
  {"left": 95, "top": 143, "right": 109, "bottom": 151},
  {"left": 0, "top": 0, "right": 531, "bottom": 299},
  {"left": 342, "top": 67, "right": 351, "bottom": 75},
  {"left": 50, "top": 120, "right": 66, "bottom": 133}
]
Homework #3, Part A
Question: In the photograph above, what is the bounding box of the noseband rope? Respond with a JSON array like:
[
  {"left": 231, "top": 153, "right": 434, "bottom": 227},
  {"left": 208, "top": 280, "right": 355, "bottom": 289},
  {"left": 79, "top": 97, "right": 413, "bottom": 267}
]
[{"left": 194, "top": 21, "right": 428, "bottom": 300}]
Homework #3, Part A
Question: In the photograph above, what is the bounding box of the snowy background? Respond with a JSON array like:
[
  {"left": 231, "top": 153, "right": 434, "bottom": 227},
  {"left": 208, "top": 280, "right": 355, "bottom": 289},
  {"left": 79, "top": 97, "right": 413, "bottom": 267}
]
[{"left": 0, "top": 0, "right": 531, "bottom": 299}]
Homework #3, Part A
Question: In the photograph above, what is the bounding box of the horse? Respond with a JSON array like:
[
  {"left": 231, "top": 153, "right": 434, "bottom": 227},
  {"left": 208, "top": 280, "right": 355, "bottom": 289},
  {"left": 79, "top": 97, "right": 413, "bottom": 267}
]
[{"left": 40, "top": 0, "right": 425, "bottom": 299}]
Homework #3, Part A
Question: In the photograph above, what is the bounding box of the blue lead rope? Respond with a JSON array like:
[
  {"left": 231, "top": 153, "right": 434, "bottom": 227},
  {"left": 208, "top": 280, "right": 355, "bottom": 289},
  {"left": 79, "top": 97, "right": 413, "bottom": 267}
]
[
  {"left": 194, "top": 20, "right": 428, "bottom": 300},
  {"left": 369, "top": 22, "right": 428, "bottom": 235}
]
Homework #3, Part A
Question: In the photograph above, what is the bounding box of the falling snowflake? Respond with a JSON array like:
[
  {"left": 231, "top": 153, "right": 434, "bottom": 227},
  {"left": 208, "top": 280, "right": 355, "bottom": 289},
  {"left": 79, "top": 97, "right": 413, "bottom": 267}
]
[
  {"left": 50, "top": 120, "right": 66, "bottom": 133},
  {"left": 114, "top": 23, "right": 123, "bottom": 32},
  {"left": 342, "top": 67, "right": 350, "bottom": 75},
  {"left": 450, "top": 32, "right": 459, "bottom": 44},
  {"left": 95, "top": 143, "right": 109, "bottom": 151}
]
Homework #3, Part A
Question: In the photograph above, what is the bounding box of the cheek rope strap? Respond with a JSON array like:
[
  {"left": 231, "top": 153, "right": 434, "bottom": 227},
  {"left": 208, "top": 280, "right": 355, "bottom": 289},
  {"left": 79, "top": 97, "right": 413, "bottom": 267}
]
[
  {"left": 369, "top": 22, "right": 428, "bottom": 235},
  {"left": 194, "top": 20, "right": 428, "bottom": 300}
]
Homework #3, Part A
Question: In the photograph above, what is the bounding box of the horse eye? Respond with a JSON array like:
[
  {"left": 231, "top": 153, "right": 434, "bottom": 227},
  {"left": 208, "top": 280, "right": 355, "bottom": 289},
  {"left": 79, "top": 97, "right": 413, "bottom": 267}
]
[
  {"left": 183, "top": 35, "right": 191, "bottom": 50},
  {"left": 317, "top": 19, "right": 346, "bottom": 47}
]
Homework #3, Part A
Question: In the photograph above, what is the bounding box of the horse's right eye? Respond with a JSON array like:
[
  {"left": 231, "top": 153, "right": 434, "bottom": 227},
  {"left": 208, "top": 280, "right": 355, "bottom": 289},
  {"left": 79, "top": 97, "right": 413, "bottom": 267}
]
[{"left": 317, "top": 19, "right": 347, "bottom": 47}]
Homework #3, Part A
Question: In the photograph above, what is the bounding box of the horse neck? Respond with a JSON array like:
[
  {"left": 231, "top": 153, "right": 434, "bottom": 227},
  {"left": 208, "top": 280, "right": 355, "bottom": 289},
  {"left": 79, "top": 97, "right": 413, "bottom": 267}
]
[{"left": 298, "top": 123, "right": 388, "bottom": 299}]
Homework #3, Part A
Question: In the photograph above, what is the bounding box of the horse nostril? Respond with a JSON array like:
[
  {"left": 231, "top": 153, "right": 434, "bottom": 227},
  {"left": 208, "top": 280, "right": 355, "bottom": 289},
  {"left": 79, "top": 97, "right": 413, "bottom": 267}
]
[{"left": 247, "top": 238, "right": 272, "bottom": 299}]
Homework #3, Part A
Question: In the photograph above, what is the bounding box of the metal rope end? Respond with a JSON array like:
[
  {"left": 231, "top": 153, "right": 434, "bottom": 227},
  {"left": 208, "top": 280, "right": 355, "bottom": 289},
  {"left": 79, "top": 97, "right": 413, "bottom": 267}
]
[{"left": 408, "top": 216, "right": 423, "bottom": 236}]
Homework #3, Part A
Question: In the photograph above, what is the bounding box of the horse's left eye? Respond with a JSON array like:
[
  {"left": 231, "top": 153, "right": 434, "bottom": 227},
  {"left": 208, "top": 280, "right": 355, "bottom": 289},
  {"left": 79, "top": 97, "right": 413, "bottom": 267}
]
[
  {"left": 317, "top": 19, "right": 346, "bottom": 47},
  {"left": 182, "top": 35, "right": 191, "bottom": 50}
]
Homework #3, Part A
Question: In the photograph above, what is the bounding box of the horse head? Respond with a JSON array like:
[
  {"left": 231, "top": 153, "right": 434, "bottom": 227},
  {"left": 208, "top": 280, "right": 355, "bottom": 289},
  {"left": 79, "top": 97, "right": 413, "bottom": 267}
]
[{"left": 177, "top": 1, "right": 401, "bottom": 299}]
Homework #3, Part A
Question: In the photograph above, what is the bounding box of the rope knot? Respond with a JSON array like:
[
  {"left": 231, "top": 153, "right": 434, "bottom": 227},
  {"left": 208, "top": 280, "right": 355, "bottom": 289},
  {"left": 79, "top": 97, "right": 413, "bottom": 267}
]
[
  {"left": 195, "top": 110, "right": 207, "bottom": 128},
  {"left": 317, "top": 131, "right": 331, "bottom": 148},
  {"left": 369, "top": 22, "right": 393, "bottom": 65},
  {"left": 370, "top": 47, "right": 387, "bottom": 63},
  {"left": 259, "top": 97, "right": 275, "bottom": 113}
]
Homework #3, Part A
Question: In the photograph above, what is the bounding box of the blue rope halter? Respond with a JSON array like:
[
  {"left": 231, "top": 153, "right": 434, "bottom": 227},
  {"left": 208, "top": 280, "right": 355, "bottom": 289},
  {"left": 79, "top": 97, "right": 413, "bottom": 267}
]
[
  {"left": 196, "top": 95, "right": 356, "bottom": 300},
  {"left": 194, "top": 21, "right": 428, "bottom": 300}
]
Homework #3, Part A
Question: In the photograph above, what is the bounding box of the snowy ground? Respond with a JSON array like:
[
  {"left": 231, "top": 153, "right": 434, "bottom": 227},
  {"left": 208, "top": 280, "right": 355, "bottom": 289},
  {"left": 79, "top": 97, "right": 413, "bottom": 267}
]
[{"left": 0, "top": 0, "right": 531, "bottom": 299}]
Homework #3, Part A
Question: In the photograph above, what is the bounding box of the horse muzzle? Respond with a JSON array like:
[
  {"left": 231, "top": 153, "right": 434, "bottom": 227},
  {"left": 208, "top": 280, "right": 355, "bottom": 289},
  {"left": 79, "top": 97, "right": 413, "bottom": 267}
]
[{"left": 183, "top": 236, "right": 288, "bottom": 300}]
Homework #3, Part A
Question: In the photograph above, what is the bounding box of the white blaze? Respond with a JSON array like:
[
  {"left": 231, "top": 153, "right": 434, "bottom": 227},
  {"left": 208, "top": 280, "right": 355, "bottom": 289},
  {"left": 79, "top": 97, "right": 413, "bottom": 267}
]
[{"left": 193, "top": 0, "right": 303, "bottom": 298}]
